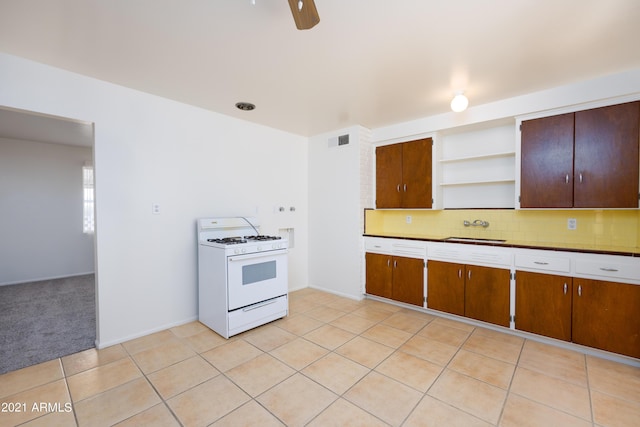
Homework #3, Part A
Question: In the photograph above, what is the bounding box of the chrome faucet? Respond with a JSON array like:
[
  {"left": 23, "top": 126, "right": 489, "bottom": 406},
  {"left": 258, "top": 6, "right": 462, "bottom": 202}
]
[{"left": 464, "top": 219, "right": 489, "bottom": 228}]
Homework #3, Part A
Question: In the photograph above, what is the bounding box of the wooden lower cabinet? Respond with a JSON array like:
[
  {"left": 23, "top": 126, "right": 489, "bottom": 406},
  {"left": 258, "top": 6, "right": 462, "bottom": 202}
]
[
  {"left": 426, "top": 261, "right": 465, "bottom": 316},
  {"left": 427, "top": 261, "right": 510, "bottom": 327},
  {"left": 516, "top": 271, "right": 640, "bottom": 359},
  {"left": 464, "top": 265, "right": 511, "bottom": 327},
  {"left": 365, "top": 252, "right": 393, "bottom": 299},
  {"left": 515, "top": 271, "right": 572, "bottom": 341},
  {"left": 572, "top": 278, "right": 640, "bottom": 359},
  {"left": 365, "top": 253, "right": 424, "bottom": 306}
]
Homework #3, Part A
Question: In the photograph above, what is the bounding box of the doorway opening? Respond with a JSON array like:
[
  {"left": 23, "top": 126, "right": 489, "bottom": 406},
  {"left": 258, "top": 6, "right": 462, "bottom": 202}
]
[{"left": 0, "top": 106, "right": 97, "bottom": 374}]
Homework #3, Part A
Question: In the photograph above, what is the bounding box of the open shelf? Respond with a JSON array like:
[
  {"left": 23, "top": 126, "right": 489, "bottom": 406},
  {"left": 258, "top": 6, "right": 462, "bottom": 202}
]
[
  {"left": 439, "top": 151, "right": 515, "bottom": 164},
  {"left": 440, "top": 178, "right": 516, "bottom": 187}
]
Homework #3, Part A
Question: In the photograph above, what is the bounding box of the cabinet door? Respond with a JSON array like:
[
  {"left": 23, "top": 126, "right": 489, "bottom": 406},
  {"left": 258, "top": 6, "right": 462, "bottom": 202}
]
[
  {"left": 515, "top": 271, "right": 572, "bottom": 341},
  {"left": 365, "top": 253, "right": 392, "bottom": 299},
  {"left": 427, "top": 260, "right": 465, "bottom": 316},
  {"left": 464, "top": 265, "right": 511, "bottom": 327},
  {"left": 574, "top": 101, "right": 640, "bottom": 208},
  {"left": 402, "top": 138, "right": 432, "bottom": 208},
  {"left": 376, "top": 144, "right": 403, "bottom": 208},
  {"left": 572, "top": 278, "right": 640, "bottom": 359},
  {"left": 391, "top": 256, "right": 424, "bottom": 306},
  {"left": 520, "top": 113, "right": 574, "bottom": 208}
]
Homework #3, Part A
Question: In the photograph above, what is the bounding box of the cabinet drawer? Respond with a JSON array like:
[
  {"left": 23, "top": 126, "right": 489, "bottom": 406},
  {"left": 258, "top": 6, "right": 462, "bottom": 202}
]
[
  {"left": 467, "top": 249, "right": 512, "bottom": 267},
  {"left": 575, "top": 258, "right": 640, "bottom": 282},
  {"left": 365, "top": 237, "right": 426, "bottom": 258},
  {"left": 365, "top": 237, "right": 393, "bottom": 253},
  {"left": 391, "top": 241, "right": 427, "bottom": 258},
  {"left": 428, "top": 242, "right": 511, "bottom": 267},
  {"left": 515, "top": 254, "right": 571, "bottom": 273}
]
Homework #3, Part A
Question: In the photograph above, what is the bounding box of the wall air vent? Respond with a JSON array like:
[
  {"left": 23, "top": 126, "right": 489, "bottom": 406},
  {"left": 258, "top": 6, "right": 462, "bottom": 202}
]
[{"left": 328, "top": 134, "right": 350, "bottom": 148}]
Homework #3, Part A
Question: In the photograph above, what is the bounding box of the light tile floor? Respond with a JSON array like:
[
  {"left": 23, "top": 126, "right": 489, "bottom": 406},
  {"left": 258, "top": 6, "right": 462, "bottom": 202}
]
[{"left": 1, "top": 288, "right": 639, "bottom": 426}]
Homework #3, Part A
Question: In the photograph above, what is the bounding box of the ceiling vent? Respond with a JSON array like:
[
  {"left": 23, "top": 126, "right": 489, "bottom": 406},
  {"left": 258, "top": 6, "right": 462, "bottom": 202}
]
[{"left": 328, "top": 134, "right": 350, "bottom": 148}]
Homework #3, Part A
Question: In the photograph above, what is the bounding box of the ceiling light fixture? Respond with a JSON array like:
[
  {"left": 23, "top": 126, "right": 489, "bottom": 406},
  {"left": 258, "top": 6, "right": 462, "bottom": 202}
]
[
  {"left": 235, "top": 102, "right": 256, "bottom": 111},
  {"left": 450, "top": 92, "right": 469, "bottom": 112}
]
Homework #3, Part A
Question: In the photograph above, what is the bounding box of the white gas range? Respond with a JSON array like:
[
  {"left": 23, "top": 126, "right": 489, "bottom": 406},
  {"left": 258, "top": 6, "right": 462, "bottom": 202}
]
[{"left": 197, "top": 217, "right": 288, "bottom": 338}]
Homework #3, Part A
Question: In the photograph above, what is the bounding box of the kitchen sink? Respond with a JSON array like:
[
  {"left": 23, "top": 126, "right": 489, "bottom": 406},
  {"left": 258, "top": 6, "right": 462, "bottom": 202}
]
[{"left": 444, "top": 237, "right": 507, "bottom": 244}]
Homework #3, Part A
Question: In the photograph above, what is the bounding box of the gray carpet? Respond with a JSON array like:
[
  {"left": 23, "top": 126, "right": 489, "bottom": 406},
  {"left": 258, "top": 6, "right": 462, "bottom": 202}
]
[{"left": 0, "top": 274, "right": 96, "bottom": 374}]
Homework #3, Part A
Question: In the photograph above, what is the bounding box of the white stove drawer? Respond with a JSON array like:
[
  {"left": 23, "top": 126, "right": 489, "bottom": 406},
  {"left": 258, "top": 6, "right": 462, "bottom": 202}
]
[{"left": 228, "top": 295, "right": 288, "bottom": 336}]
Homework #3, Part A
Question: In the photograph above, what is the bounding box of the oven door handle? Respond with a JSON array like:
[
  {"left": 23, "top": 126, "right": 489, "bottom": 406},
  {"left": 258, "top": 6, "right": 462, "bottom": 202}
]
[{"left": 229, "top": 249, "right": 288, "bottom": 262}]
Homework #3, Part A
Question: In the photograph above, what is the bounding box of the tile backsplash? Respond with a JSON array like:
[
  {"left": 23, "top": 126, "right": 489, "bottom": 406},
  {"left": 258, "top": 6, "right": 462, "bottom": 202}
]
[{"left": 365, "top": 209, "right": 640, "bottom": 251}]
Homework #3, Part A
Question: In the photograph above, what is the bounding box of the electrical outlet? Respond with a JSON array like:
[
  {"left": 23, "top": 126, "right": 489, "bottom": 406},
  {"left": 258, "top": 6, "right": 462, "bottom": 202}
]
[
  {"left": 568, "top": 218, "right": 577, "bottom": 230},
  {"left": 152, "top": 203, "right": 161, "bottom": 215},
  {"left": 406, "top": 215, "right": 412, "bottom": 224}
]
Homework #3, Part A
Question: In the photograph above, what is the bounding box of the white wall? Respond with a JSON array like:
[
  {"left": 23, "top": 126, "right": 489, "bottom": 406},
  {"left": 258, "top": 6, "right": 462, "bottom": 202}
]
[
  {"left": 0, "top": 137, "right": 94, "bottom": 285},
  {"left": 373, "top": 69, "right": 640, "bottom": 143},
  {"left": 308, "top": 126, "right": 372, "bottom": 299},
  {"left": 0, "top": 53, "right": 308, "bottom": 347}
]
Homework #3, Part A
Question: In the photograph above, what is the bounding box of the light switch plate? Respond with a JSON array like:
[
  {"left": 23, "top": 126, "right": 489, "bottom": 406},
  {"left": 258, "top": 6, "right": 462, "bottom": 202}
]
[
  {"left": 568, "top": 218, "right": 577, "bottom": 230},
  {"left": 406, "top": 215, "right": 412, "bottom": 224}
]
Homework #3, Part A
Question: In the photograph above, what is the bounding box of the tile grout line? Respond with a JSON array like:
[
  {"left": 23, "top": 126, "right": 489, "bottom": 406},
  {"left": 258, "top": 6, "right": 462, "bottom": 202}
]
[
  {"left": 59, "top": 358, "right": 81, "bottom": 427},
  {"left": 494, "top": 333, "right": 525, "bottom": 426}
]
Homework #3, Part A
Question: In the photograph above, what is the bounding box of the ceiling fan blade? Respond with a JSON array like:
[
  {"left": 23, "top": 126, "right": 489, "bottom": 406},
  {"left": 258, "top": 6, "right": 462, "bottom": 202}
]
[{"left": 287, "top": 0, "right": 320, "bottom": 30}]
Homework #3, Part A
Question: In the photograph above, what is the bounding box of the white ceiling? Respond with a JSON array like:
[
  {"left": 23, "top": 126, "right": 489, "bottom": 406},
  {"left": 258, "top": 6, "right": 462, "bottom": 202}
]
[{"left": 1, "top": 0, "right": 639, "bottom": 137}]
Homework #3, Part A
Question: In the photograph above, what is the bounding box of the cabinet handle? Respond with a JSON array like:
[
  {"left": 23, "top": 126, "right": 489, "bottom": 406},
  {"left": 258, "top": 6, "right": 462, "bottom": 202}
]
[
  {"left": 394, "top": 260, "right": 397, "bottom": 268},
  {"left": 563, "top": 283, "right": 567, "bottom": 295},
  {"left": 468, "top": 270, "right": 471, "bottom": 280},
  {"left": 458, "top": 269, "right": 462, "bottom": 279},
  {"left": 387, "top": 259, "right": 390, "bottom": 267},
  {"left": 534, "top": 261, "right": 549, "bottom": 265},
  {"left": 579, "top": 173, "right": 583, "bottom": 183},
  {"left": 599, "top": 267, "right": 618, "bottom": 272},
  {"left": 577, "top": 285, "right": 582, "bottom": 297},
  {"left": 396, "top": 184, "right": 400, "bottom": 192},
  {"left": 403, "top": 184, "right": 407, "bottom": 192},
  {"left": 565, "top": 174, "right": 569, "bottom": 184}
]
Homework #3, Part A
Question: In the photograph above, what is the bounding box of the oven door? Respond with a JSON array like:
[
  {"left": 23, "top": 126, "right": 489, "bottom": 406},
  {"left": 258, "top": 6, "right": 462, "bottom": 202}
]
[{"left": 227, "top": 249, "right": 288, "bottom": 311}]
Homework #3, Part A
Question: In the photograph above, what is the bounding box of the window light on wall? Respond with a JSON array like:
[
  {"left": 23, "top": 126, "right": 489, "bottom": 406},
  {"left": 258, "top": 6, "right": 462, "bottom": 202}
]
[{"left": 83, "top": 165, "right": 95, "bottom": 234}]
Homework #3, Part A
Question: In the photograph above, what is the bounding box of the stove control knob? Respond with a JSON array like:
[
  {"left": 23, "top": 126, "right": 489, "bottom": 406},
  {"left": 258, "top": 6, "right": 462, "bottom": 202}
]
[
  {"left": 234, "top": 249, "right": 239, "bottom": 254},
  {"left": 257, "top": 246, "right": 262, "bottom": 251},
  {"left": 242, "top": 248, "right": 247, "bottom": 253}
]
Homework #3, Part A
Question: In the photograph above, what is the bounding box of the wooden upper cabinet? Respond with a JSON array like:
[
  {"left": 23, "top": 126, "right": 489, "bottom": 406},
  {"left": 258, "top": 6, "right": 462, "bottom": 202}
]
[
  {"left": 376, "top": 138, "right": 432, "bottom": 208},
  {"left": 375, "top": 144, "right": 403, "bottom": 208},
  {"left": 521, "top": 101, "right": 640, "bottom": 208},
  {"left": 402, "top": 138, "right": 432, "bottom": 208},
  {"left": 574, "top": 101, "right": 640, "bottom": 208},
  {"left": 520, "top": 113, "right": 574, "bottom": 208}
]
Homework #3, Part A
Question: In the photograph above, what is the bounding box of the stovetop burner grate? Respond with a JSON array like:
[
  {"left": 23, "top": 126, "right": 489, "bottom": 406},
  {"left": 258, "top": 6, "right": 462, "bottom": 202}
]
[
  {"left": 207, "top": 237, "right": 247, "bottom": 245},
  {"left": 245, "top": 235, "right": 282, "bottom": 242}
]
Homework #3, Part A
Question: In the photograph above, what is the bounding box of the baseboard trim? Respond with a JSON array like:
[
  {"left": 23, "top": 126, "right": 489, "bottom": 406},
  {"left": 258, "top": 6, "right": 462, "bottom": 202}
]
[
  {"left": 307, "top": 285, "right": 364, "bottom": 301},
  {"left": 0, "top": 271, "right": 95, "bottom": 287},
  {"left": 95, "top": 315, "right": 198, "bottom": 349}
]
